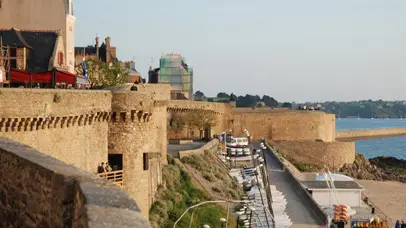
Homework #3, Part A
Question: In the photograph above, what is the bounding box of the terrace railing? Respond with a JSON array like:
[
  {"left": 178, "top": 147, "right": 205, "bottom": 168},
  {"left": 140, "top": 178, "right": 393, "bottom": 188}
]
[{"left": 97, "top": 170, "right": 123, "bottom": 187}]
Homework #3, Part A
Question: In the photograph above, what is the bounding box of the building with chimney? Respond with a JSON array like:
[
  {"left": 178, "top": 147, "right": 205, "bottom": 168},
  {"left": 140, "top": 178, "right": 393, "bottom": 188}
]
[
  {"left": 148, "top": 54, "right": 193, "bottom": 100},
  {"left": 0, "top": 0, "right": 76, "bottom": 73},
  {"left": 75, "top": 36, "right": 144, "bottom": 84},
  {"left": 74, "top": 36, "right": 117, "bottom": 66}
]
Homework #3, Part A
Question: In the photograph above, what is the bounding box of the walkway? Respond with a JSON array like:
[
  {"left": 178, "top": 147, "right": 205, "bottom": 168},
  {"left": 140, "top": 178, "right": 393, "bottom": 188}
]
[
  {"left": 252, "top": 142, "right": 325, "bottom": 228},
  {"left": 167, "top": 141, "right": 206, "bottom": 158}
]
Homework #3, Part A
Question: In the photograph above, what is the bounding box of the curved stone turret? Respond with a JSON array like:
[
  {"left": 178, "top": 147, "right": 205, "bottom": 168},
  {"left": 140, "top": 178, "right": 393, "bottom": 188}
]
[{"left": 108, "top": 91, "right": 166, "bottom": 218}]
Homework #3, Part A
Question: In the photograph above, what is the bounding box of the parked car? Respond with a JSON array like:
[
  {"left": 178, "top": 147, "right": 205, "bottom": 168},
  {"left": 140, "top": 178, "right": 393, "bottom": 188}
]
[
  {"left": 236, "top": 148, "right": 243, "bottom": 156},
  {"left": 243, "top": 147, "right": 250, "bottom": 156},
  {"left": 230, "top": 147, "right": 236, "bottom": 156}
]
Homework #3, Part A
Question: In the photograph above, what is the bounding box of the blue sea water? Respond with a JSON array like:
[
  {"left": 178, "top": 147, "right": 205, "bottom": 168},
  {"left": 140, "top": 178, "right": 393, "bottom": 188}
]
[{"left": 336, "top": 119, "right": 406, "bottom": 159}]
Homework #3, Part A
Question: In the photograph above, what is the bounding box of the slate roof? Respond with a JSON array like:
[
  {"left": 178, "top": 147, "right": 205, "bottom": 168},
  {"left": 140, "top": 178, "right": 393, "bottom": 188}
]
[
  {"left": 0, "top": 28, "right": 32, "bottom": 48},
  {"left": 0, "top": 28, "right": 58, "bottom": 72},
  {"left": 302, "top": 181, "right": 363, "bottom": 190}
]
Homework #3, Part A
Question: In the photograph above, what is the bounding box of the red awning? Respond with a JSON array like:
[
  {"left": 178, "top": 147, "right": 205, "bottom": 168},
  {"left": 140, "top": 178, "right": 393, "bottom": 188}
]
[
  {"left": 10, "top": 70, "right": 31, "bottom": 83},
  {"left": 32, "top": 71, "right": 52, "bottom": 83},
  {"left": 10, "top": 69, "right": 79, "bottom": 85},
  {"left": 55, "top": 70, "right": 76, "bottom": 84}
]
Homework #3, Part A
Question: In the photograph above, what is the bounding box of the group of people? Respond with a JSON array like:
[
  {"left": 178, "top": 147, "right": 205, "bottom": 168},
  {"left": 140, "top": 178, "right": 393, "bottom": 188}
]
[{"left": 97, "top": 162, "right": 112, "bottom": 173}]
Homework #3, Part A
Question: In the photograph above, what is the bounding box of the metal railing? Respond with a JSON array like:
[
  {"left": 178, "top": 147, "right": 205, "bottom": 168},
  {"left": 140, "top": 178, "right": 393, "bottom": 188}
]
[{"left": 97, "top": 170, "right": 124, "bottom": 187}]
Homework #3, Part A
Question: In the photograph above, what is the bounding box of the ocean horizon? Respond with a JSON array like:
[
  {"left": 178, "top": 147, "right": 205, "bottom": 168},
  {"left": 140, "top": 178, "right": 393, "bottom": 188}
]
[{"left": 336, "top": 118, "right": 406, "bottom": 159}]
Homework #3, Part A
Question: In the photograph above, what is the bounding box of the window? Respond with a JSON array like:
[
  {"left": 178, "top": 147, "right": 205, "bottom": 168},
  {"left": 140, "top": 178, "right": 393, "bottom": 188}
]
[
  {"left": 57, "top": 52, "right": 64, "bottom": 65},
  {"left": 143, "top": 153, "right": 149, "bottom": 170}
]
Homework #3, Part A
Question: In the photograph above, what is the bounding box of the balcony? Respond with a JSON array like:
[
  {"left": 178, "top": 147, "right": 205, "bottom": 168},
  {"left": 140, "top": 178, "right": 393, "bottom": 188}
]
[{"left": 97, "top": 170, "right": 123, "bottom": 187}]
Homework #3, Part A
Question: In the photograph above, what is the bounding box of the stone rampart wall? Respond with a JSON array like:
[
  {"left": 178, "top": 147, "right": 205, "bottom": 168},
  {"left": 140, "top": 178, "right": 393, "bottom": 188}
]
[
  {"left": 0, "top": 89, "right": 112, "bottom": 172},
  {"left": 336, "top": 128, "right": 406, "bottom": 140},
  {"left": 0, "top": 88, "right": 167, "bottom": 219},
  {"left": 0, "top": 137, "right": 150, "bottom": 228},
  {"left": 136, "top": 84, "right": 171, "bottom": 101},
  {"left": 0, "top": 89, "right": 112, "bottom": 117},
  {"left": 271, "top": 140, "right": 355, "bottom": 169},
  {"left": 231, "top": 111, "right": 336, "bottom": 142}
]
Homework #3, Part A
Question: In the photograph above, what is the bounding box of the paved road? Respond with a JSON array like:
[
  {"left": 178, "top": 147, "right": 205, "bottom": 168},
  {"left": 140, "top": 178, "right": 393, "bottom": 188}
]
[
  {"left": 167, "top": 141, "right": 206, "bottom": 158},
  {"left": 252, "top": 142, "right": 325, "bottom": 228}
]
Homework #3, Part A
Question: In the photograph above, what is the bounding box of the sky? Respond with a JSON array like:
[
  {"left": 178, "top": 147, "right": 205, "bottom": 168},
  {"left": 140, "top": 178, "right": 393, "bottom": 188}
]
[{"left": 74, "top": 0, "right": 406, "bottom": 102}]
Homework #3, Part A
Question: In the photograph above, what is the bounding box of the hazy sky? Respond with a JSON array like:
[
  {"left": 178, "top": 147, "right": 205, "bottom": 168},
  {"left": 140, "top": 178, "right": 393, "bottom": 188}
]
[{"left": 74, "top": 0, "right": 406, "bottom": 102}]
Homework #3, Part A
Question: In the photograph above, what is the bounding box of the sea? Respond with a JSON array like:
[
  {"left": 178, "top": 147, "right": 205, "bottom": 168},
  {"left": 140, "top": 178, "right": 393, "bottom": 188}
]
[{"left": 336, "top": 118, "right": 406, "bottom": 159}]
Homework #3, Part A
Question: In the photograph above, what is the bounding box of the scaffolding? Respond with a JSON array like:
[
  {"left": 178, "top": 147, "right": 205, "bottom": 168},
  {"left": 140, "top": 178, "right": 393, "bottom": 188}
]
[{"left": 158, "top": 54, "right": 193, "bottom": 99}]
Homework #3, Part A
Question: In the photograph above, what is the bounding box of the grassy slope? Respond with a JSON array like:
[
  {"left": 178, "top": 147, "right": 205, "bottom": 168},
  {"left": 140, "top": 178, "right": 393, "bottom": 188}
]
[{"left": 149, "top": 156, "right": 238, "bottom": 228}]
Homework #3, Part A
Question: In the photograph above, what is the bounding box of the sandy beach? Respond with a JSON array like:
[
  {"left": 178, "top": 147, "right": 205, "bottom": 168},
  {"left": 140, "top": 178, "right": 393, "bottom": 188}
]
[{"left": 357, "top": 180, "right": 406, "bottom": 222}]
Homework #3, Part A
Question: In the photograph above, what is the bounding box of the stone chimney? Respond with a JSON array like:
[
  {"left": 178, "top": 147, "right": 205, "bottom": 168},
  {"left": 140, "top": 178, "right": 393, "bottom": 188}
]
[
  {"left": 105, "top": 37, "right": 111, "bottom": 63},
  {"left": 95, "top": 36, "right": 99, "bottom": 61}
]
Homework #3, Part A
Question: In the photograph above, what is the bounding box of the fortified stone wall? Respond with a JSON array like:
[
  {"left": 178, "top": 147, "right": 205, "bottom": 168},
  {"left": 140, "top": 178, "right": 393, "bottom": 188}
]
[
  {"left": 136, "top": 84, "right": 171, "bottom": 101},
  {"left": 108, "top": 91, "right": 165, "bottom": 218},
  {"left": 231, "top": 110, "right": 336, "bottom": 142},
  {"left": 0, "top": 137, "right": 150, "bottom": 228},
  {"left": 0, "top": 89, "right": 111, "bottom": 172},
  {"left": 271, "top": 140, "right": 355, "bottom": 169},
  {"left": 167, "top": 100, "right": 233, "bottom": 139},
  {"left": 0, "top": 88, "right": 167, "bottom": 219}
]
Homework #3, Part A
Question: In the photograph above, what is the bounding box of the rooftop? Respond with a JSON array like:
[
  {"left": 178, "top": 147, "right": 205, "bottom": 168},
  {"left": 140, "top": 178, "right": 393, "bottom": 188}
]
[
  {"left": 302, "top": 181, "right": 364, "bottom": 190},
  {"left": 0, "top": 28, "right": 58, "bottom": 72}
]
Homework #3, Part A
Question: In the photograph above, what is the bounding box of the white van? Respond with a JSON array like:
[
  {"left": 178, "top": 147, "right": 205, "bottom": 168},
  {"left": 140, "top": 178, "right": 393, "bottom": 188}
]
[{"left": 230, "top": 137, "right": 249, "bottom": 148}]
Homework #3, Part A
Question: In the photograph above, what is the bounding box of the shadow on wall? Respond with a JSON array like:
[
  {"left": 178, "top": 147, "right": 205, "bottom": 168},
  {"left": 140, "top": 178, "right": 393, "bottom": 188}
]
[{"left": 0, "top": 137, "right": 150, "bottom": 228}]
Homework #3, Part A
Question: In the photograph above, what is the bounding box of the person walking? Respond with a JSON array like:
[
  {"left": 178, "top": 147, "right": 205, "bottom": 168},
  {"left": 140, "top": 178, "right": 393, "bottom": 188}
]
[{"left": 396, "top": 220, "right": 401, "bottom": 228}]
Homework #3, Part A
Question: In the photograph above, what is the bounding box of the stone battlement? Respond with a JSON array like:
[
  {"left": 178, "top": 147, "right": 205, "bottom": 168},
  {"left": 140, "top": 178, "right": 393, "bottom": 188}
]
[
  {"left": 0, "top": 87, "right": 168, "bottom": 219},
  {"left": 0, "top": 137, "right": 150, "bottom": 228}
]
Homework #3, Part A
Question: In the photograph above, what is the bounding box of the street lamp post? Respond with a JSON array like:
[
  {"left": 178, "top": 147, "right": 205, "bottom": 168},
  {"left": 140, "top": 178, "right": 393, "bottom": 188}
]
[
  {"left": 220, "top": 218, "right": 227, "bottom": 228},
  {"left": 173, "top": 200, "right": 263, "bottom": 228},
  {"left": 236, "top": 211, "right": 244, "bottom": 228}
]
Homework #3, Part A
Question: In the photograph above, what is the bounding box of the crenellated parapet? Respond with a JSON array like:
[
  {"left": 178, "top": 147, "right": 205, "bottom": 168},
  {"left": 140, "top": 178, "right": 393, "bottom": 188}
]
[
  {"left": 110, "top": 110, "right": 153, "bottom": 123},
  {"left": 167, "top": 100, "right": 233, "bottom": 115},
  {"left": 0, "top": 110, "right": 155, "bottom": 133},
  {"left": 0, "top": 112, "right": 111, "bottom": 133}
]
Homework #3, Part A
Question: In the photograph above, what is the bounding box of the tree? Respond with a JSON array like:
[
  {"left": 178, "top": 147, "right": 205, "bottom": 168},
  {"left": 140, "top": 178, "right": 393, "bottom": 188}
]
[
  {"left": 282, "top": 102, "right": 292, "bottom": 108},
  {"left": 230, "top": 93, "right": 237, "bottom": 102},
  {"left": 217, "top": 92, "right": 230, "bottom": 98},
  {"left": 262, "top": 95, "right": 278, "bottom": 108},
  {"left": 101, "top": 61, "right": 129, "bottom": 88},
  {"left": 195, "top": 91, "right": 205, "bottom": 96},
  {"left": 194, "top": 91, "right": 206, "bottom": 101},
  {"left": 183, "top": 111, "right": 218, "bottom": 139},
  {"left": 75, "top": 60, "right": 129, "bottom": 89}
]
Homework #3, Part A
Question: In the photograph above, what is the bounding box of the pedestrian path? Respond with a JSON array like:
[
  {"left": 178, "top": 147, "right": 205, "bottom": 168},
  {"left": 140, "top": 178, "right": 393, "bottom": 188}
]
[{"left": 252, "top": 142, "right": 325, "bottom": 227}]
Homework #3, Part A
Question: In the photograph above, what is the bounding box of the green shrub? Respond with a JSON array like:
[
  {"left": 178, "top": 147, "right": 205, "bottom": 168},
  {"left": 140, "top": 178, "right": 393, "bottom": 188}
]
[
  {"left": 203, "top": 173, "right": 215, "bottom": 181},
  {"left": 212, "top": 186, "right": 221, "bottom": 193},
  {"left": 53, "top": 93, "right": 61, "bottom": 103}
]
